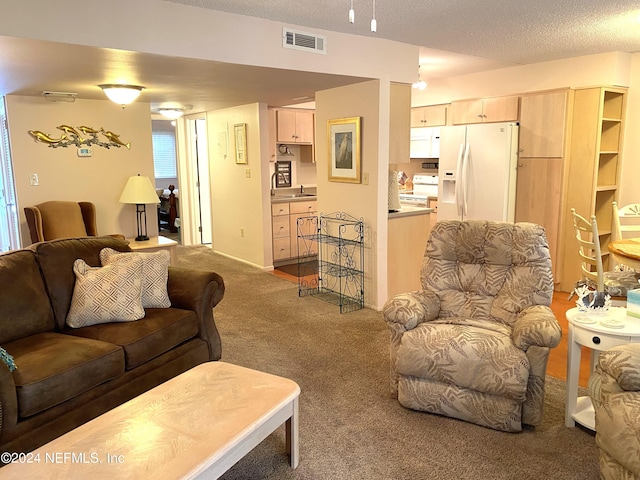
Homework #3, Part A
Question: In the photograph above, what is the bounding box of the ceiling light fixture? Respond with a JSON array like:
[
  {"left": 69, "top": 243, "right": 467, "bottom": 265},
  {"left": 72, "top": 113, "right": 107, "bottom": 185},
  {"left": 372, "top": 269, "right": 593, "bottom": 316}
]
[
  {"left": 99, "top": 84, "right": 144, "bottom": 108},
  {"left": 412, "top": 65, "right": 427, "bottom": 90},
  {"left": 157, "top": 108, "right": 184, "bottom": 120},
  {"left": 349, "top": 0, "right": 355, "bottom": 23},
  {"left": 371, "top": 0, "right": 377, "bottom": 32},
  {"left": 42, "top": 91, "right": 77, "bottom": 103}
]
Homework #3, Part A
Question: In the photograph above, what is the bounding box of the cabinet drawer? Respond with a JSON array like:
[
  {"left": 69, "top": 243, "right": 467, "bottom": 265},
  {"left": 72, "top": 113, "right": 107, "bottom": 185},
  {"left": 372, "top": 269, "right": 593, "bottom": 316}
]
[
  {"left": 290, "top": 201, "right": 316, "bottom": 215},
  {"left": 273, "top": 237, "right": 291, "bottom": 260},
  {"left": 272, "top": 216, "right": 290, "bottom": 239},
  {"left": 271, "top": 203, "right": 290, "bottom": 216},
  {"left": 573, "top": 325, "right": 632, "bottom": 351}
]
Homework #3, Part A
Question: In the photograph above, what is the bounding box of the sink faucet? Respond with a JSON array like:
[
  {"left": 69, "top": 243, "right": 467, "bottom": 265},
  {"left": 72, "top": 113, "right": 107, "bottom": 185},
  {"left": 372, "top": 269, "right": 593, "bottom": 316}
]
[
  {"left": 270, "top": 172, "right": 286, "bottom": 196},
  {"left": 300, "top": 185, "right": 304, "bottom": 194}
]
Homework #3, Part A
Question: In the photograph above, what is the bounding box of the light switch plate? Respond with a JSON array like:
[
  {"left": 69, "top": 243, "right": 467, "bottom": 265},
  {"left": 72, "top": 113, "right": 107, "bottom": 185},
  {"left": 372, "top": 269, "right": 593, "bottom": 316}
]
[
  {"left": 363, "top": 172, "right": 369, "bottom": 185},
  {"left": 29, "top": 173, "right": 39, "bottom": 186}
]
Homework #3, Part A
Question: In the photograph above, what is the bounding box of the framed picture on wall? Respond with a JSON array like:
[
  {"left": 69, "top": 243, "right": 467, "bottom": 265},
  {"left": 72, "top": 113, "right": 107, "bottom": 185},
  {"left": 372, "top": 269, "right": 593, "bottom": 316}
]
[
  {"left": 327, "top": 117, "right": 361, "bottom": 183},
  {"left": 234, "top": 123, "right": 247, "bottom": 164}
]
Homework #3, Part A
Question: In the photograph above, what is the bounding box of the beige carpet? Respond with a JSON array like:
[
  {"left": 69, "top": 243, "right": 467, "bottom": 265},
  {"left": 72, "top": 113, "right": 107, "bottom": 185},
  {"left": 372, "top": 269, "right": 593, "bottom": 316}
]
[{"left": 177, "top": 245, "right": 599, "bottom": 480}]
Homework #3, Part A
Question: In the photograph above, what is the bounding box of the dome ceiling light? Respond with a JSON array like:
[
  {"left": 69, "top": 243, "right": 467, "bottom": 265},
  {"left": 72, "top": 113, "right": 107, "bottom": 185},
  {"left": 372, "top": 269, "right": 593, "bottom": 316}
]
[{"left": 99, "top": 84, "right": 144, "bottom": 108}]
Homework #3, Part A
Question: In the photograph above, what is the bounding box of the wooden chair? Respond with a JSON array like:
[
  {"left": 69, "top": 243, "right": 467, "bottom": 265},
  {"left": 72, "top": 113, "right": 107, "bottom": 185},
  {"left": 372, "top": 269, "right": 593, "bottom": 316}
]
[
  {"left": 571, "top": 208, "right": 638, "bottom": 303},
  {"left": 612, "top": 201, "right": 640, "bottom": 241}
]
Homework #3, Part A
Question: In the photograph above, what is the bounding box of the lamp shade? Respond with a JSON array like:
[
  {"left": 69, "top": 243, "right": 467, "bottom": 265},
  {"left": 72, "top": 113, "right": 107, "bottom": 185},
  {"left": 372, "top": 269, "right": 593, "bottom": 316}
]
[
  {"left": 100, "top": 84, "right": 144, "bottom": 106},
  {"left": 119, "top": 175, "right": 160, "bottom": 205}
]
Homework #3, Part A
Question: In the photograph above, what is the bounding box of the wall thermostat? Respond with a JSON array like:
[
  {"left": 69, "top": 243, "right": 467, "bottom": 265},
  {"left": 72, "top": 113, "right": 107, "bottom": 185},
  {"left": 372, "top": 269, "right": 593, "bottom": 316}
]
[{"left": 77, "top": 147, "right": 92, "bottom": 157}]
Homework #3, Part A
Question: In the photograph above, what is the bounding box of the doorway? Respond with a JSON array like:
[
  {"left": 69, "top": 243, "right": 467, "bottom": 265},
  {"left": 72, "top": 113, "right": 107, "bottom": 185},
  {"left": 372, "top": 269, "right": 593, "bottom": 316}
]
[{"left": 188, "top": 116, "right": 212, "bottom": 245}]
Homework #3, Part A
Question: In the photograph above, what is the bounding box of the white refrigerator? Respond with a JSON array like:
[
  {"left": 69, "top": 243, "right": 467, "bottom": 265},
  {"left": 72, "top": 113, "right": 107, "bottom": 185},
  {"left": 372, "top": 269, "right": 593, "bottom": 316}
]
[{"left": 437, "top": 122, "right": 519, "bottom": 222}]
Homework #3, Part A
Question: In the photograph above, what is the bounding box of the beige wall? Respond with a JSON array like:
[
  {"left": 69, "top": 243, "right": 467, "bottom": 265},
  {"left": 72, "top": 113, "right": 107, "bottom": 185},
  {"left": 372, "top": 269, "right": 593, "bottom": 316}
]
[
  {"left": 316, "top": 80, "right": 385, "bottom": 309},
  {"left": 5, "top": 95, "right": 155, "bottom": 245},
  {"left": 206, "top": 103, "right": 271, "bottom": 268}
]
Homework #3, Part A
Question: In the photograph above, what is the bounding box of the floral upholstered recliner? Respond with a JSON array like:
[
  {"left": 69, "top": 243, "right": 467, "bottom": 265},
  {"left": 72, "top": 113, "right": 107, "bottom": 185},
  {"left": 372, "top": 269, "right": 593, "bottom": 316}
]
[
  {"left": 588, "top": 344, "right": 640, "bottom": 479},
  {"left": 383, "top": 220, "right": 562, "bottom": 432}
]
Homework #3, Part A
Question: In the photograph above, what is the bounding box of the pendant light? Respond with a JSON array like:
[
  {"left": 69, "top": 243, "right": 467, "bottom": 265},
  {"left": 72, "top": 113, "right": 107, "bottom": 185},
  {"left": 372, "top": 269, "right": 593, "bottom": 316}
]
[
  {"left": 349, "top": 0, "right": 355, "bottom": 23},
  {"left": 412, "top": 65, "right": 427, "bottom": 90},
  {"left": 371, "top": 0, "right": 377, "bottom": 32}
]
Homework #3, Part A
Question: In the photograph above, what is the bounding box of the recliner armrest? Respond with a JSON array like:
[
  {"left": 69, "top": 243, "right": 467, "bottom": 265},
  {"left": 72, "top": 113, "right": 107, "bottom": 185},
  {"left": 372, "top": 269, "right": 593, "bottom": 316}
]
[
  {"left": 597, "top": 344, "right": 640, "bottom": 392},
  {"left": 512, "top": 305, "right": 562, "bottom": 350},
  {"left": 0, "top": 360, "right": 18, "bottom": 442},
  {"left": 382, "top": 290, "right": 440, "bottom": 330}
]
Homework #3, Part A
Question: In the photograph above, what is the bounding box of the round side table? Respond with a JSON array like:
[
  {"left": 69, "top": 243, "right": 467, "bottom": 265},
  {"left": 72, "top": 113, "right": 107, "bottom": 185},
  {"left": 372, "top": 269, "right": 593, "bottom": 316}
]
[{"left": 565, "top": 306, "right": 640, "bottom": 429}]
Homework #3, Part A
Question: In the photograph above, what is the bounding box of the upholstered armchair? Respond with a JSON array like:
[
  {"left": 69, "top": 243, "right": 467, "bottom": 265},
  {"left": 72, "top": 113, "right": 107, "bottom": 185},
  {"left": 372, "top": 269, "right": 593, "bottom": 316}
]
[
  {"left": 588, "top": 344, "right": 640, "bottom": 479},
  {"left": 383, "top": 220, "right": 562, "bottom": 432},
  {"left": 24, "top": 201, "right": 123, "bottom": 244}
]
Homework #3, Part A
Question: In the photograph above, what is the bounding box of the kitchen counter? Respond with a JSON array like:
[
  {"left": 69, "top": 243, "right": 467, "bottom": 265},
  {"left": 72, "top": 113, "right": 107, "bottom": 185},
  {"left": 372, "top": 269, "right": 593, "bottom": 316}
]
[
  {"left": 388, "top": 205, "right": 433, "bottom": 218},
  {"left": 271, "top": 194, "right": 317, "bottom": 204}
]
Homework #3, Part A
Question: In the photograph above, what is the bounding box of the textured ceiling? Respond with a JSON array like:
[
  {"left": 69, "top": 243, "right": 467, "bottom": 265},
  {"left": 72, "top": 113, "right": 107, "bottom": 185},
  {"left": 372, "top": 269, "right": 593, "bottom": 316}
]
[
  {"left": 2, "top": 1, "right": 640, "bottom": 112},
  {"left": 166, "top": 0, "right": 640, "bottom": 66}
]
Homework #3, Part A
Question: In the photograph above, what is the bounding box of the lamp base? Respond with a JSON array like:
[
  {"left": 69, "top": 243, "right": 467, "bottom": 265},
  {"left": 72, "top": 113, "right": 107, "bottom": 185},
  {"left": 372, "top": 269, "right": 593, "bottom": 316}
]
[{"left": 134, "top": 235, "right": 150, "bottom": 242}]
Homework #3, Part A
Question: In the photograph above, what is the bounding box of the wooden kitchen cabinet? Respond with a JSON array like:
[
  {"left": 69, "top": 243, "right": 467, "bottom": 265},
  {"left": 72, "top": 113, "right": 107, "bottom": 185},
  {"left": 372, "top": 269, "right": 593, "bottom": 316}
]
[
  {"left": 272, "top": 200, "right": 317, "bottom": 263},
  {"left": 519, "top": 90, "right": 567, "bottom": 158},
  {"left": 272, "top": 203, "right": 291, "bottom": 261},
  {"left": 451, "top": 95, "right": 519, "bottom": 125},
  {"left": 276, "top": 109, "right": 314, "bottom": 144},
  {"left": 410, "top": 104, "right": 448, "bottom": 127}
]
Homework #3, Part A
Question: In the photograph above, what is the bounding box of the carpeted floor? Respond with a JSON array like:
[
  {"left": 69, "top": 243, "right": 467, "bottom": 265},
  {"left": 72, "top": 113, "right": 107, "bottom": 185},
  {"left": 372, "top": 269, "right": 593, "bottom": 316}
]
[{"left": 177, "top": 245, "right": 599, "bottom": 480}]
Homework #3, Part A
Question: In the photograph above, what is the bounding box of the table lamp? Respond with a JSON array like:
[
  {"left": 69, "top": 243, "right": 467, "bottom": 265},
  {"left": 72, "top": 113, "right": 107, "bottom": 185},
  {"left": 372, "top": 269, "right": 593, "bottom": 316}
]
[{"left": 119, "top": 174, "right": 160, "bottom": 241}]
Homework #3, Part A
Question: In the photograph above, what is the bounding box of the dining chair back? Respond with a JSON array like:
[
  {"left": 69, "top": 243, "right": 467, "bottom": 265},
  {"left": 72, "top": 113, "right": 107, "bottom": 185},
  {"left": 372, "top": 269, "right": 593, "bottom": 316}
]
[
  {"left": 613, "top": 202, "right": 640, "bottom": 241},
  {"left": 571, "top": 208, "right": 604, "bottom": 291}
]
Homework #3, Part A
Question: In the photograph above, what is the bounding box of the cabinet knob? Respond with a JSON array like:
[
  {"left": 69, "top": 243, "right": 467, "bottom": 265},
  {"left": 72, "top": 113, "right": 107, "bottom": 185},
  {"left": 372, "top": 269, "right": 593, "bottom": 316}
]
[{"left": 592, "top": 336, "right": 601, "bottom": 345}]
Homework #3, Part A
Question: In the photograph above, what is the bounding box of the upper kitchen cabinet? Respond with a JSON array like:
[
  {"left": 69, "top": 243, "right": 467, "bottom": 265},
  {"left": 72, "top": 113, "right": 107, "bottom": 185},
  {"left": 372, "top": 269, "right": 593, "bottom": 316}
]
[
  {"left": 276, "top": 109, "right": 314, "bottom": 144},
  {"left": 519, "top": 90, "right": 568, "bottom": 158},
  {"left": 390, "top": 83, "right": 411, "bottom": 164},
  {"left": 451, "top": 95, "right": 519, "bottom": 125},
  {"left": 410, "top": 104, "right": 448, "bottom": 127}
]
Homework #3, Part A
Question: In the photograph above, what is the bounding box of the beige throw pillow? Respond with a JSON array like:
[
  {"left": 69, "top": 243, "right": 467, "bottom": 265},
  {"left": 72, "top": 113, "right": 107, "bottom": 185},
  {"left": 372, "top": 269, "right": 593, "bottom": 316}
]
[
  {"left": 100, "top": 248, "right": 171, "bottom": 308},
  {"left": 66, "top": 256, "right": 144, "bottom": 328}
]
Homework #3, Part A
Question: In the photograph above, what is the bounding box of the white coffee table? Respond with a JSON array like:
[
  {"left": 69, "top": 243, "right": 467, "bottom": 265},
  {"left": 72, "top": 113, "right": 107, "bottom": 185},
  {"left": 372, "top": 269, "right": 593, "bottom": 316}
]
[
  {"left": 565, "top": 306, "right": 640, "bottom": 430},
  {"left": 1, "top": 362, "right": 300, "bottom": 479}
]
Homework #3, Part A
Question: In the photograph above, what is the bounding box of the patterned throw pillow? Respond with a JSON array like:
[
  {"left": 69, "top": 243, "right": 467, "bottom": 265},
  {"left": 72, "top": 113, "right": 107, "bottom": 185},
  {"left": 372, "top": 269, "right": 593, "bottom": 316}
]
[
  {"left": 100, "top": 248, "right": 171, "bottom": 308},
  {"left": 66, "top": 256, "right": 145, "bottom": 328}
]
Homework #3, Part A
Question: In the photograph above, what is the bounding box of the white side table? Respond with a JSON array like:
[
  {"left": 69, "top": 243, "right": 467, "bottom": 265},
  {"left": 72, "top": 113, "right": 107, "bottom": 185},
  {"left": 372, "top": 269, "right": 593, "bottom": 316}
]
[
  {"left": 565, "top": 306, "right": 640, "bottom": 429},
  {"left": 126, "top": 235, "right": 178, "bottom": 266}
]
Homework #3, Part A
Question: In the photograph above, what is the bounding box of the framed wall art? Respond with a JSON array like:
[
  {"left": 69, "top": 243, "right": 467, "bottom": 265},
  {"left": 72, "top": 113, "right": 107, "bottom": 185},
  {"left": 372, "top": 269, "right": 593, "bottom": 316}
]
[
  {"left": 234, "top": 123, "right": 247, "bottom": 164},
  {"left": 327, "top": 117, "right": 361, "bottom": 183}
]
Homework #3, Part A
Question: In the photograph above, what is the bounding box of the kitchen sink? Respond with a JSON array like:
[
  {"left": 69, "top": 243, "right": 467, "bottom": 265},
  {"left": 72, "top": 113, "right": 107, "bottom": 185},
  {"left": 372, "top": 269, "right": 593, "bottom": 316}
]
[{"left": 274, "top": 193, "right": 316, "bottom": 198}]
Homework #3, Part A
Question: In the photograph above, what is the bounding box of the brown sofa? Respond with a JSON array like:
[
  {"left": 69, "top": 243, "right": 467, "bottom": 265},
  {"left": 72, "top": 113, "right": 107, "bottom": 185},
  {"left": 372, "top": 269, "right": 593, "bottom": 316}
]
[{"left": 0, "top": 236, "right": 225, "bottom": 454}]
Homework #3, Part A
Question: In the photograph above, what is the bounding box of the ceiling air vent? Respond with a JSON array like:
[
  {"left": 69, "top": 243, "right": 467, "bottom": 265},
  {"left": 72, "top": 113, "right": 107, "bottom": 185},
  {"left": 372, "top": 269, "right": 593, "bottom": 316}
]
[{"left": 283, "top": 28, "right": 327, "bottom": 54}]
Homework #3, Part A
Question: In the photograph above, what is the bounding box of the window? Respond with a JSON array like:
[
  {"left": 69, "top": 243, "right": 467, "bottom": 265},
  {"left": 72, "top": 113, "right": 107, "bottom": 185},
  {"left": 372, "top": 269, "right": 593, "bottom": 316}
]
[{"left": 152, "top": 120, "right": 177, "bottom": 179}]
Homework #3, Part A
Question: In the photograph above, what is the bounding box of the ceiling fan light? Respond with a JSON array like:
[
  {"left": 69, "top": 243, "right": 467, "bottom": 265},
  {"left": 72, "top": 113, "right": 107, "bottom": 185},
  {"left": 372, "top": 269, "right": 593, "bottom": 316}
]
[
  {"left": 99, "top": 84, "right": 144, "bottom": 107},
  {"left": 158, "top": 108, "right": 184, "bottom": 119},
  {"left": 412, "top": 80, "right": 427, "bottom": 90}
]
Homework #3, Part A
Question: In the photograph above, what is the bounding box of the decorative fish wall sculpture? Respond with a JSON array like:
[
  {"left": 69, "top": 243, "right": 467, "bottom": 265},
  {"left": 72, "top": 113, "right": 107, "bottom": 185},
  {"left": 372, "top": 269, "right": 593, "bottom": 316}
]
[{"left": 27, "top": 125, "right": 131, "bottom": 150}]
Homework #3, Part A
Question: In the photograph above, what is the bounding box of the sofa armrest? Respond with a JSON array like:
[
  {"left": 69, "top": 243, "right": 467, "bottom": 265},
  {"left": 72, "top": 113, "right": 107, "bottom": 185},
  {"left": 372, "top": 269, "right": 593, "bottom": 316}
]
[
  {"left": 167, "top": 267, "right": 225, "bottom": 360},
  {"left": 512, "top": 305, "right": 562, "bottom": 350},
  {"left": 597, "top": 345, "right": 640, "bottom": 391},
  {"left": 382, "top": 290, "right": 440, "bottom": 331}
]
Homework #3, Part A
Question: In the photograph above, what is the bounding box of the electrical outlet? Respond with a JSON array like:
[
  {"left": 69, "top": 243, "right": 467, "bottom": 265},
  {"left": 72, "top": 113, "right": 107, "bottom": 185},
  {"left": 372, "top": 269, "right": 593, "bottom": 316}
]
[
  {"left": 29, "top": 173, "right": 39, "bottom": 186},
  {"left": 240, "top": 228, "right": 245, "bottom": 238},
  {"left": 363, "top": 172, "right": 369, "bottom": 185},
  {"left": 245, "top": 169, "right": 251, "bottom": 178}
]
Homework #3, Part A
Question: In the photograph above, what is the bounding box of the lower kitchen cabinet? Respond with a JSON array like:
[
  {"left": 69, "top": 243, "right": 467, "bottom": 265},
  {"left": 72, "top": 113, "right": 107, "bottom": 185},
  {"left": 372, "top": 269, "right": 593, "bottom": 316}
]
[{"left": 271, "top": 200, "right": 316, "bottom": 263}]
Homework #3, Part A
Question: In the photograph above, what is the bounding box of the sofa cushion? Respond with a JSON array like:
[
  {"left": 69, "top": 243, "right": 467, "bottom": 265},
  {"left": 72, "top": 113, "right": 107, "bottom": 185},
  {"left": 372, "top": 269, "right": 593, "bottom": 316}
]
[
  {"left": 66, "top": 256, "right": 145, "bottom": 328},
  {"left": 100, "top": 248, "right": 171, "bottom": 308},
  {"left": 396, "top": 320, "right": 530, "bottom": 401},
  {"left": 29, "top": 236, "right": 132, "bottom": 330},
  {"left": 0, "top": 249, "right": 55, "bottom": 344},
  {"left": 4, "top": 332, "right": 124, "bottom": 418},
  {"left": 63, "top": 307, "right": 198, "bottom": 369}
]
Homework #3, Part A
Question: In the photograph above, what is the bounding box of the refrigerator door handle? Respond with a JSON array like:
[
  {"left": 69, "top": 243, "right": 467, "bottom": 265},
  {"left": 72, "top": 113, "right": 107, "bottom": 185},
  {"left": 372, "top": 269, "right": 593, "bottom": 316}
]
[
  {"left": 461, "top": 143, "right": 471, "bottom": 217},
  {"left": 455, "top": 143, "right": 465, "bottom": 216}
]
